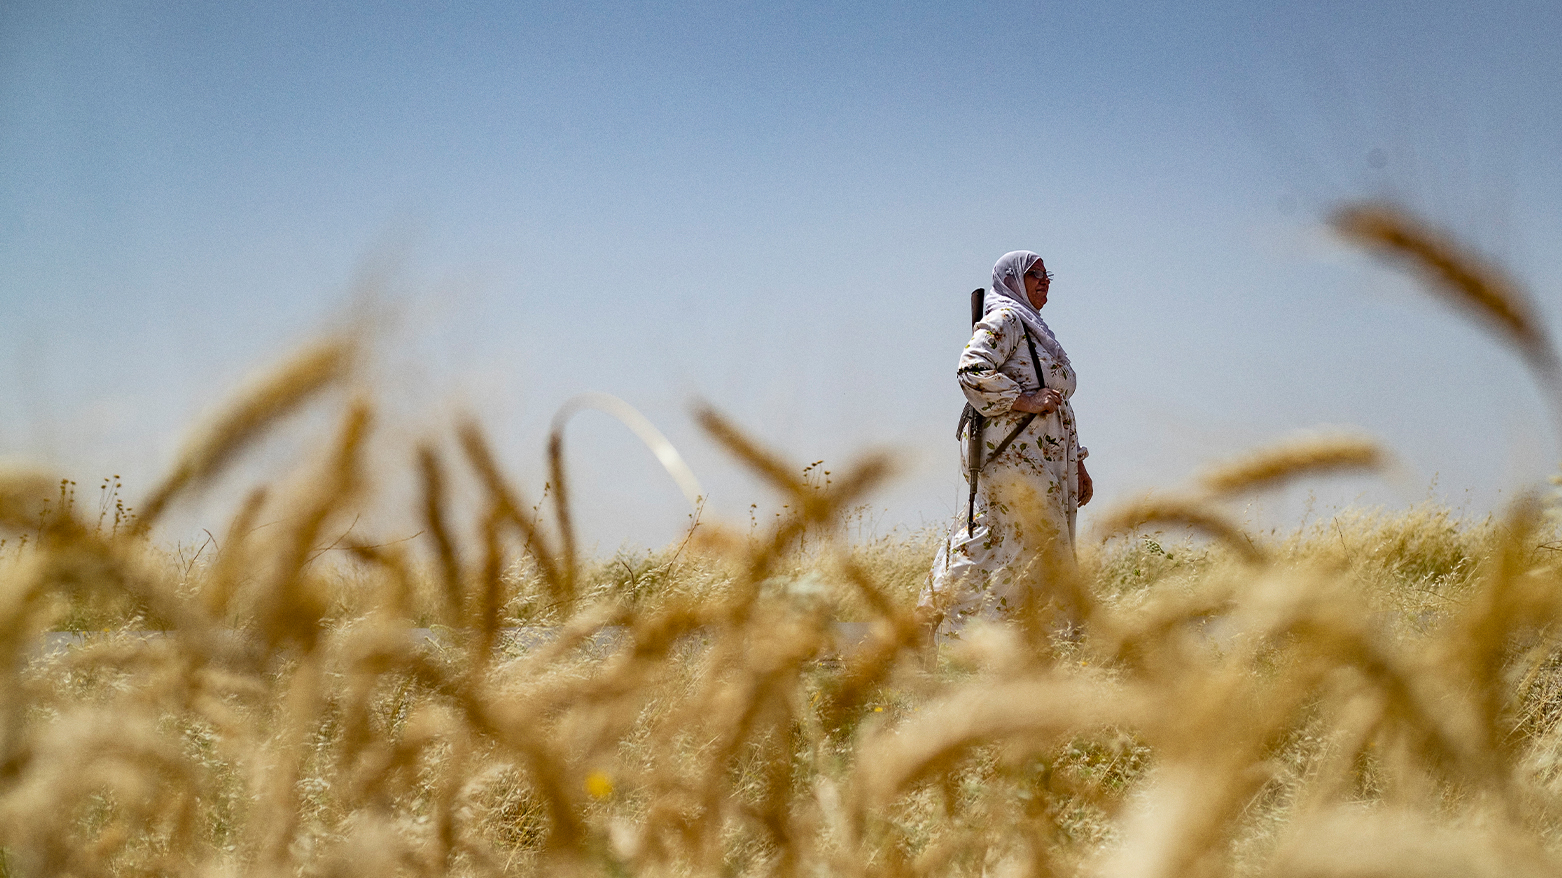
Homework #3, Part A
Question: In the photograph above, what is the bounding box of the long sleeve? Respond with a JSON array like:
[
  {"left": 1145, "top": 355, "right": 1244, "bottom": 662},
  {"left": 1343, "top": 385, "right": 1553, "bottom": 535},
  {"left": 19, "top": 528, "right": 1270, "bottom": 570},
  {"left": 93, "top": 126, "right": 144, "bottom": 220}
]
[{"left": 956, "top": 307, "right": 1026, "bottom": 417}]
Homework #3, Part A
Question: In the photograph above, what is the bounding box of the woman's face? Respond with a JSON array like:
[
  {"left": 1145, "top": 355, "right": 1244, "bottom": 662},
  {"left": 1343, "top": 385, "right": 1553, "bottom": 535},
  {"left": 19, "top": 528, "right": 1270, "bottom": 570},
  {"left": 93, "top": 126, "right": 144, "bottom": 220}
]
[{"left": 1022, "top": 259, "right": 1051, "bottom": 309}]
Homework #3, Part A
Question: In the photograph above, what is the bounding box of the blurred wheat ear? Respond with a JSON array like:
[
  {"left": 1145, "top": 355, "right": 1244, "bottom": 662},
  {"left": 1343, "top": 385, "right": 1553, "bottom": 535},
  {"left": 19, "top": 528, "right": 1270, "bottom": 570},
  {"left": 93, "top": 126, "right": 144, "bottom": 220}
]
[
  {"left": 1332, "top": 203, "right": 1562, "bottom": 435},
  {"left": 1199, "top": 433, "right": 1386, "bottom": 497},
  {"left": 134, "top": 335, "right": 358, "bottom": 532},
  {"left": 1096, "top": 495, "right": 1265, "bottom": 563},
  {"left": 0, "top": 468, "right": 64, "bottom": 531}
]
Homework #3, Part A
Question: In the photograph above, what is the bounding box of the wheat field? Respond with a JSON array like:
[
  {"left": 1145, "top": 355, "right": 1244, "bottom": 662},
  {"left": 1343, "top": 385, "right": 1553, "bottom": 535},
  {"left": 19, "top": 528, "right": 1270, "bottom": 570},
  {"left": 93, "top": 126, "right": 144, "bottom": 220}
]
[{"left": 2, "top": 202, "right": 1562, "bottom": 877}]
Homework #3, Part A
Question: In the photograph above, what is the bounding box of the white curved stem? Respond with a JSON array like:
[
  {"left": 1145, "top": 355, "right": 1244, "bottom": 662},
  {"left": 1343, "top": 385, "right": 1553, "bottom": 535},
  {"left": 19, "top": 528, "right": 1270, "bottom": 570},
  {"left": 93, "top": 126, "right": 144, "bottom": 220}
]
[{"left": 549, "top": 392, "right": 704, "bottom": 512}]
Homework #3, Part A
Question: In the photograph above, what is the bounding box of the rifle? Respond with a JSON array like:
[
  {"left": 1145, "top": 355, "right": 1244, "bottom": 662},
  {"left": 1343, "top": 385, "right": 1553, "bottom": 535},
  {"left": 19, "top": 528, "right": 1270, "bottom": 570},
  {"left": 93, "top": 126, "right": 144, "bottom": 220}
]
[
  {"left": 957, "top": 289, "right": 986, "bottom": 537},
  {"left": 956, "top": 289, "right": 1048, "bottom": 538}
]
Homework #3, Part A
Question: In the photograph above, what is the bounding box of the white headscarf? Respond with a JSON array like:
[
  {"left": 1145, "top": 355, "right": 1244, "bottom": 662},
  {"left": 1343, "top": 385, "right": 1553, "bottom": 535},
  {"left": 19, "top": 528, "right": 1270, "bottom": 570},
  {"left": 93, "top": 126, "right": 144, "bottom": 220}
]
[{"left": 989, "top": 250, "right": 1069, "bottom": 366}]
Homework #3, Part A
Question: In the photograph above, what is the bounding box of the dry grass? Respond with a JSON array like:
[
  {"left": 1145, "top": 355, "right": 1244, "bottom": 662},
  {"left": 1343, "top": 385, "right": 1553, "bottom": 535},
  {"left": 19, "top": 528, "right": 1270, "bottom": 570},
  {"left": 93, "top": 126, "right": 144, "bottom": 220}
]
[{"left": 2, "top": 201, "right": 1562, "bottom": 877}]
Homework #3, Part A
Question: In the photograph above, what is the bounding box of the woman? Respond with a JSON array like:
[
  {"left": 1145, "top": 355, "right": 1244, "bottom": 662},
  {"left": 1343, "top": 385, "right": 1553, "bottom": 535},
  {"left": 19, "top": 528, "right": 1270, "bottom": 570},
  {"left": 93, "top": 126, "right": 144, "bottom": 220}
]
[{"left": 920, "top": 250, "right": 1092, "bottom": 640}]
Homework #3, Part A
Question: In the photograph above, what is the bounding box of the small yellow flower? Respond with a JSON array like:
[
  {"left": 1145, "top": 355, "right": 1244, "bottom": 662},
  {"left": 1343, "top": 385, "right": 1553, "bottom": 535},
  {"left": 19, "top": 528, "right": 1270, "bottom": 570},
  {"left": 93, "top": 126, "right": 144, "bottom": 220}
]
[
  {"left": 585, "top": 771, "right": 614, "bottom": 799},
  {"left": 873, "top": 706, "right": 884, "bottom": 713}
]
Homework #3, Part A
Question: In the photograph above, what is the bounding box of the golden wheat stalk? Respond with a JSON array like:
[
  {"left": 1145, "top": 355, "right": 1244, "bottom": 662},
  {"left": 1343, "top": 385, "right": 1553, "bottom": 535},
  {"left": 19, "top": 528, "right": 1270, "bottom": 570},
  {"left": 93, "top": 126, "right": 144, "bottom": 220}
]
[
  {"left": 691, "top": 403, "right": 894, "bottom": 627},
  {"left": 1333, "top": 204, "right": 1546, "bottom": 356},
  {"left": 853, "top": 676, "right": 1143, "bottom": 808},
  {"left": 202, "top": 485, "right": 267, "bottom": 619},
  {"left": 1096, "top": 495, "right": 1266, "bottom": 562},
  {"left": 416, "top": 444, "right": 464, "bottom": 624},
  {"left": 693, "top": 402, "right": 892, "bottom": 522},
  {"left": 473, "top": 505, "right": 505, "bottom": 664},
  {"left": 1199, "top": 433, "right": 1386, "bottom": 496},
  {"left": 134, "top": 336, "right": 356, "bottom": 532},
  {"left": 693, "top": 403, "right": 808, "bottom": 497},
  {"left": 253, "top": 400, "right": 371, "bottom": 653},
  {"left": 1269, "top": 806, "right": 1561, "bottom": 878},
  {"left": 456, "top": 418, "right": 568, "bottom": 606},
  {"left": 1333, "top": 203, "right": 1562, "bottom": 438},
  {"left": 0, "top": 468, "right": 64, "bottom": 531},
  {"left": 1436, "top": 494, "right": 1562, "bottom": 791},
  {"left": 545, "top": 431, "right": 579, "bottom": 604}
]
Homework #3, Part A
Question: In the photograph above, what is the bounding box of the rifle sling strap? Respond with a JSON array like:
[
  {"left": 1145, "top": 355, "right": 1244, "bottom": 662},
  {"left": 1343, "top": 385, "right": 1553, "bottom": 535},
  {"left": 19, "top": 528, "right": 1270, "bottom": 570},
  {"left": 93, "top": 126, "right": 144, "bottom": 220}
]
[
  {"left": 975, "top": 329, "right": 1048, "bottom": 469},
  {"left": 962, "top": 323, "right": 1050, "bottom": 539}
]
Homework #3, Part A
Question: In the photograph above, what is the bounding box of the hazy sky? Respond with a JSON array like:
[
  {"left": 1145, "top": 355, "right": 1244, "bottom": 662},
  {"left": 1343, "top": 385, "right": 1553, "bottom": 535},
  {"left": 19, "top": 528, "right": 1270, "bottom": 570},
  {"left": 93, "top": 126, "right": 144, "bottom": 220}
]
[{"left": 4, "top": 0, "right": 1561, "bottom": 550}]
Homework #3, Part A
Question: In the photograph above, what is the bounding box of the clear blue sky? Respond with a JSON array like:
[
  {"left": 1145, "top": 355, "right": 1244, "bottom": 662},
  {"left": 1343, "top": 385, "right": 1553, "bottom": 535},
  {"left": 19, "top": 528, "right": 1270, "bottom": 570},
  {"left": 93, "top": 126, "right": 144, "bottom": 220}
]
[{"left": 4, "top": 0, "right": 1562, "bottom": 549}]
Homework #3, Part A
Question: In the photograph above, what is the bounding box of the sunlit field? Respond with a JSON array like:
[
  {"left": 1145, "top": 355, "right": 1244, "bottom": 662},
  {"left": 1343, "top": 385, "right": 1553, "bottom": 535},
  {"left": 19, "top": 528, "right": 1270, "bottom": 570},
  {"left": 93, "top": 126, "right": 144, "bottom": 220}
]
[{"left": 3, "top": 203, "right": 1562, "bottom": 877}]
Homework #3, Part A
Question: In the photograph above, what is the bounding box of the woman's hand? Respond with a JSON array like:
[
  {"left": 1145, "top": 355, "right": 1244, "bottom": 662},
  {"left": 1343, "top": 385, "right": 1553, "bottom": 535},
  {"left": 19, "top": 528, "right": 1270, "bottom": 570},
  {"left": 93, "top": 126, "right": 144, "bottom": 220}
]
[
  {"left": 1012, "top": 388, "right": 1064, "bottom": 415},
  {"left": 1078, "top": 460, "right": 1093, "bottom": 507}
]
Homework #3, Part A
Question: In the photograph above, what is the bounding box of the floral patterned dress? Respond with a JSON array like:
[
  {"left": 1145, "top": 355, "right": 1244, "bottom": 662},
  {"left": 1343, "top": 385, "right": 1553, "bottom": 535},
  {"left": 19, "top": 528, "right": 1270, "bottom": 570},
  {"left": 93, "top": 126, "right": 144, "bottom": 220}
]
[{"left": 920, "top": 302, "right": 1084, "bottom": 637}]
